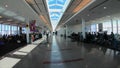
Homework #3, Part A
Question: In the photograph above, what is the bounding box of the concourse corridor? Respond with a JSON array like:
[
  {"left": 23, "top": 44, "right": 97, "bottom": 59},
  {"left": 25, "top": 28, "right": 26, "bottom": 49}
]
[{"left": 13, "top": 36, "right": 120, "bottom": 68}]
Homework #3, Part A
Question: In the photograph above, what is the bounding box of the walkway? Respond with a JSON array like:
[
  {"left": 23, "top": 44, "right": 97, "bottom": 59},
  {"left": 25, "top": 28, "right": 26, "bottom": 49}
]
[{"left": 13, "top": 36, "right": 120, "bottom": 68}]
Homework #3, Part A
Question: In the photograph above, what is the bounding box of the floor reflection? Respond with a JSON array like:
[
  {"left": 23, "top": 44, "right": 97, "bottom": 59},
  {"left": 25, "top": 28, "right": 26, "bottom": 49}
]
[{"left": 50, "top": 36, "right": 66, "bottom": 68}]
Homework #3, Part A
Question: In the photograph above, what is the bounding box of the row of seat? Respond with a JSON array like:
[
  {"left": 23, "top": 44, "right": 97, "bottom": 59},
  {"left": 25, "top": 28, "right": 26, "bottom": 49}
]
[
  {"left": 68, "top": 32, "right": 120, "bottom": 51},
  {"left": 0, "top": 36, "right": 46, "bottom": 68}
]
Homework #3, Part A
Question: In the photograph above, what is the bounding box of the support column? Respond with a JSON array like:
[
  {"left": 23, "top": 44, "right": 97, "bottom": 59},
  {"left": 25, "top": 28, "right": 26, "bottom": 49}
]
[
  {"left": 82, "top": 18, "right": 86, "bottom": 39},
  {"left": 98, "top": 23, "right": 103, "bottom": 32},
  {"left": 1, "top": 24, "right": 2, "bottom": 35},
  {"left": 19, "top": 27, "right": 22, "bottom": 35},
  {"left": 66, "top": 25, "right": 68, "bottom": 37},
  {"left": 111, "top": 19, "right": 113, "bottom": 32},
  {"left": 26, "top": 20, "right": 30, "bottom": 44},
  {"left": 10, "top": 25, "right": 12, "bottom": 35},
  {"left": 17, "top": 26, "right": 20, "bottom": 35},
  {"left": 116, "top": 20, "right": 118, "bottom": 34},
  {"left": 64, "top": 26, "right": 66, "bottom": 37}
]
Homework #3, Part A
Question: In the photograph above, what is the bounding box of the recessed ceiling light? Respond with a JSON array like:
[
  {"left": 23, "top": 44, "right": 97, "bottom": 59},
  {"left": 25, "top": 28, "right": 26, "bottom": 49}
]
[
  {"left": 5, "top": 4, "right": 8, "bottom": 7},
  {"left": 103, "top": 7, "right": 107, "bottom": 9}
]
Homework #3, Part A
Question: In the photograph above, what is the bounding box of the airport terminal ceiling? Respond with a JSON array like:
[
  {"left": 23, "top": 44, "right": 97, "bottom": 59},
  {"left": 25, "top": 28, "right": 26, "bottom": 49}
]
[
  {"left": 25, "top": 0, "right": 95, "bottom": 31},
  {"left": 65, "top": 0, "right": 120, "bottom": 26},
  {"left": 0, "top": 0, "right": 101, "bottom": 30},
  {"left": 0, "top": 0, "right": 120, "bottom": 31},
  {"left": 0, "top": 0, "right": 47, "bottom": 28}
]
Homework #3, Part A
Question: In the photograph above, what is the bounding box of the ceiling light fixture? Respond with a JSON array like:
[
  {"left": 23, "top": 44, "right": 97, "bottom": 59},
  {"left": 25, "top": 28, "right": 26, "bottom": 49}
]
[
  {"left": 5, "top": 4, "right": 8, "bottom": 7},
  {"left": 103, "top": 7, "right": 107, "bottom": 9},
  {"left": 73, "top": 0, "right": 92, "bottom": 13}
]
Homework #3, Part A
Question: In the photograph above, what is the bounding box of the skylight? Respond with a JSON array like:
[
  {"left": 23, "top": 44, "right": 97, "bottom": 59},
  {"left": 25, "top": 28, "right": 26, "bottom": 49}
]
[{"left": 46, "top": 0, "right": 71, "bottom": 31}]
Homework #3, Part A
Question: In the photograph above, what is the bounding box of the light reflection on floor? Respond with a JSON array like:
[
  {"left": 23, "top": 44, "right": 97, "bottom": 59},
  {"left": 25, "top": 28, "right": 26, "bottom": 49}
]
[
  {"left": 13, "top": 51, "right": 28, "bottom": 55},
  {"left": 18, "top": 44, "right": 37, "bottom": 53},
  {"left": 50, "top": 36, "right": 66, "bottom": 68}
]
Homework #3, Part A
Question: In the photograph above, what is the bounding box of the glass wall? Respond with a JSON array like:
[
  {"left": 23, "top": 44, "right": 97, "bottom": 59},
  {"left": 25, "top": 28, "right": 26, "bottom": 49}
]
[
  {"left": 118, "top": 20, "right": 120, "bottom": 34},
  {"left": 91, "top": 24, "right": 98, "bottom": 32},
  {"left": 85, "top": 25, "right": 91, "bottom": 32},
  {"left": 113, "top": 20, "right": 117, "bottom": 34},
  {"left": 85, "top": 19, "right": 120, "bottom": 35},
  {"left": 102, "top": 20, "right": 120, "bottom": 34},
  {"left": 0, "top": 24, "right": 20, "bottom": 35},
  {"left": 22, "top": 27, "right": 26, "bottom": 34},
  {"left": 103, "top": 22, "right": 112, "bottom": 34},
  {"left": 0, "top": 24, "right": 2, "bottom": 34}
]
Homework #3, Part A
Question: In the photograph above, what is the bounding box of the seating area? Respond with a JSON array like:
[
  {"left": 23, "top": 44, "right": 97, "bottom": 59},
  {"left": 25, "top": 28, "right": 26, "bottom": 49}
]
[
  {"left": 0, "top": 36, "right": 45, "bottom": 68},
  {"left": 0, "top": 34, "right": 27, "bottom": 57},
  {"left": 0, "top": 33, "right": 42, "bottom": 57},
  {"left": 67, "top": 32, "right": 120, "bottom": 51}
]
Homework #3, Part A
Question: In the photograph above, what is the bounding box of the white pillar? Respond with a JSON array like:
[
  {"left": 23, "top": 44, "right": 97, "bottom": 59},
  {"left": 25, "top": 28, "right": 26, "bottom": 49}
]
[
  {"left": 10, "top": 25, "right": 12, "bottom": 35},
  {"left": 82, "top": 18, "right": 86, "bottom": 39},
  {"left": 26, "top": 20, "right": 30, "bottom": 44},
  {"left": 17, "top": 26, "right": 19, "bottom": 34},
  {"left": 66, "top": 25, "right": 68, "bottom": 36},
  {"left": 64, "top": 26, "right": 66, "bottom": 37},
  {"left": 116, "top": 20, "right": 118, "bottom": 34},
  {"left": 111, "top": 19, "right": 113, "bottom": 32}
]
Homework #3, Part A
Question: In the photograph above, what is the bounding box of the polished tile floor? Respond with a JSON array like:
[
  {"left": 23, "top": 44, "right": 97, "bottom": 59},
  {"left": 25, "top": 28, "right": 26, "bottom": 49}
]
[{"left": 13, "top": 36, "right": 120, "bottom": 68}]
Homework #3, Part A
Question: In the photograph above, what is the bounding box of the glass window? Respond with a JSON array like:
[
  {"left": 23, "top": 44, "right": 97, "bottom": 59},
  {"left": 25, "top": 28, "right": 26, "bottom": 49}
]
[
  {"left": 0, "top": 24, "right": 1, "bottom": 31},
  {"left": 22, "top": 27, "right": 26, "bottom": 33},
  {"left": 103, "top": 22, "right": 112, "bottom": 34},
  {"left": 17, "top": 26, "right": 20, "bottom": 34},
  {"left": 113, "top": 20, "right": 117, "bottom": 34},
  {"left": 86, "top": 25, "right": 91, "bottom": 32},
  {"left": 11, "top": 26, "right": 14, "bottom": 34},
  {"left": 5, "top": 25, "right": 10, "bottom": 35},
  {"left": 2, "top": 24, "right": 4, "bottom": 31},
  {"left": 14, "top": 26, "right": 17, "bottom": 30},
  {"left": 11, "top": 26, "right": 18, "bottom": 35},
  {"left": 0, "top": 24, "right": 1, "bottom": 35},
  {"left": 96, "top": 24, "right": 99, "bottom": 32},
  {"left": 118, "top": 20, "right": 120, "bottom": 34},
  {"left": 4, "top": 25, "right": 7, "bottom": 30},
  {"left": 91, "top": 24, "right": 98, "bottom": 32},
  {"left": 8, "top": 25, "right": 11, "bottom": 30},
  {"left": 2, "top": 24, "right": 5, "bottom": 35}
]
